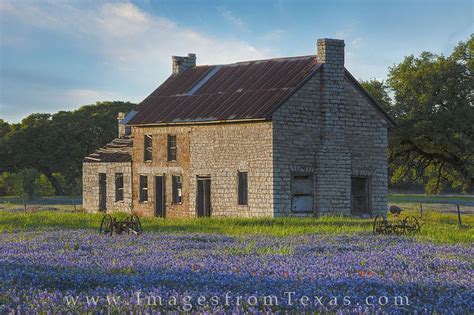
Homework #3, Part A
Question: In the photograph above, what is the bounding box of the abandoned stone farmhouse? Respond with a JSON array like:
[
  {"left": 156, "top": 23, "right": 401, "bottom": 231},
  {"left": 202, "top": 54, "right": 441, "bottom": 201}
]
[{"left": 83, "top": 38, "right": 395, "bottom": 218}]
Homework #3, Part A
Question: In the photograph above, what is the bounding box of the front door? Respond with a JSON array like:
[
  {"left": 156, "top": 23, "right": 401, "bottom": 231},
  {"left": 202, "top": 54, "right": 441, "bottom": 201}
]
[
  {"left": 98, "top": 173, "right": 107, "bottom": 211},
  {"left": 155, "top": 176, "right": 166, "bottom": 218},
  {"left": 196, "top": 177, "right": 211, "bottom": 217}
]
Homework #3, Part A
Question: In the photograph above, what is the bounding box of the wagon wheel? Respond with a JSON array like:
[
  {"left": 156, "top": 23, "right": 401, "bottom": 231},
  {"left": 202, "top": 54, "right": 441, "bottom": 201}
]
[
  {"left": 130, "top": 215, "right": 143, "bottom": 235},
  {"left": 373, "top": 215, "right": 387, "bottom": 235},
  {"left": 123, "top": 216, "right": 132, "bottom": 235},
  {"left": 402, "top": 215, "right": 420, "bottom": 235},
  {"left": 99, "top": 214, "right": 113, "bottom": 236}
]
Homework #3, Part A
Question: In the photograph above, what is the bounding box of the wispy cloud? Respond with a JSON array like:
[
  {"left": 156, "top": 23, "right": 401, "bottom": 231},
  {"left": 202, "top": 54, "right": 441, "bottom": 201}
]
[
  {"left": 0, "top": 1, "right": 275, "bottom": 121},
  {"left": 350, "top": 37, "right": 365, "bottom": 48},
  {"left": 1, "top": 1, "right": 272, "bottom": 65},
  {"left": 218, "top": 7, "right": 247, "bottom": 31},
  {"left": 261, "top": 29, "right": 287, "bottom": 42}
]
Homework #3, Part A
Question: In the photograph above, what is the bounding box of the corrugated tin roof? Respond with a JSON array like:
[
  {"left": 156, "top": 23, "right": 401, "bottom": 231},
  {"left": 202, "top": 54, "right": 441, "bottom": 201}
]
[
  {"left": 83, "top": 137, "right": 132, "bottom": 163},
  {"left": 128, "top": 56, "right": 319, "bottom": 125}
]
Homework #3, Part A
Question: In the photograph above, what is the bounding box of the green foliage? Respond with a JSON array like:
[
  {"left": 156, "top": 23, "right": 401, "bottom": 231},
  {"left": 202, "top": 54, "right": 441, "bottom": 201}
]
[
  {"left": 14, "top": 168, "right": 40, "bottom": 200},
  {"left": 360, "top": 79, "right": 393, "bottom": 114},
  {"left": 362, "top": 35, "right": 474, "bottom": 193},
  {"left": 0, "top": 101, "right": 137, "bottom": 196}
]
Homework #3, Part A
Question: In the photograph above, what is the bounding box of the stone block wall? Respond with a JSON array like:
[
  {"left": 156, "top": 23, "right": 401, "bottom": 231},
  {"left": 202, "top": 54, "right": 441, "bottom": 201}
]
[
  {"left": 131, "top": 121, "right": 273, "bottom": 217},
  {"left": 272, "top": 70, "right": 389, "bottom": 217},
  {"left": 82, "top": 162, "right": 132, "bottom": 213}
]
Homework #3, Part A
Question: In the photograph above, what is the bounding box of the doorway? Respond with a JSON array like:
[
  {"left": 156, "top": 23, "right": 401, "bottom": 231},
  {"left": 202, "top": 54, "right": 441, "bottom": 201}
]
[
  {"left": 98, "top": 173, "right": 107, "bottom": 211},
  {"left": 155, "top": 175, "right": 166, "bottom": 218},
  {"left": 196, "top": 177, "right": 211, "bottom": 217}
]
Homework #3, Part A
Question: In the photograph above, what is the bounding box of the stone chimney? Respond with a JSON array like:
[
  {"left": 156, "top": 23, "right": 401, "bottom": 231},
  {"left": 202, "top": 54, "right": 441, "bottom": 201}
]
[
  {"left": 117, "top": 112, "right": 126, "bottom": 138},
  {"left": 315, "top": 38, "right": 351, "bottom": 214},
  {"left": 172, "top": 53, "right": 196, "bottom": 74}
]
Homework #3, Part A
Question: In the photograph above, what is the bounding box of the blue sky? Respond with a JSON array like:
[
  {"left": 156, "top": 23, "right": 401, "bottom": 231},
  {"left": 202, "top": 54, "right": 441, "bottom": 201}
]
[{"left": 0, "top": 0, "right": 472, "bottom": 123}]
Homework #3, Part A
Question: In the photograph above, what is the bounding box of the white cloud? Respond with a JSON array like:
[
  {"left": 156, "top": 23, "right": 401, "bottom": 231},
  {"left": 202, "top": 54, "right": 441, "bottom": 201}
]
[{"left": 1, "top": 1, "right": 273, "bottom": 67}]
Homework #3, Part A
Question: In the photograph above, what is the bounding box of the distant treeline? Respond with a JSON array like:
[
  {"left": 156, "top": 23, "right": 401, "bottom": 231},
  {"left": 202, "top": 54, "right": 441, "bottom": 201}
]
[
  {"left": 0, "top": 101, "right": 137, "bottom": 198},
  {"left": 0, "top": 35, "right": 472, "bottom": 198}
]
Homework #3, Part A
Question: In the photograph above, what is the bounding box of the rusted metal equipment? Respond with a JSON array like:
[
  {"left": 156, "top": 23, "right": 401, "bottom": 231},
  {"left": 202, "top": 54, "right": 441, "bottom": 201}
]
[
  {"left": 373, "top": 215, "right": 421, "bottom": 236},
  {"left": 99, "top": 214, "right": 143, "bottom": 236}
]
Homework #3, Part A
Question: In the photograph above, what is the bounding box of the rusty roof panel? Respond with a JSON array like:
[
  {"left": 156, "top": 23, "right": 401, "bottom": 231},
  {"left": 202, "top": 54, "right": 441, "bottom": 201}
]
[
  {"left": 84, "top": 137, "right": 132, "bottom": 163},
  {"left": 128, "top": 56, "right": 319, "bottom": 125}
]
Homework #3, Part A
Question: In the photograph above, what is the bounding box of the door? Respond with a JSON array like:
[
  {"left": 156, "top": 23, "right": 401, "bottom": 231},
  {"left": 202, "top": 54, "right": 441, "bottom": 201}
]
[
  {"left": 155, "top": 176, "right": 166, "bottom": 218},
  {"left": 98, "top": 173, "right": 107, "bottom": 211},
  {"left": 351, "top": 177, "right": 370, "bottom": 215},
  {"left": 196, "top": 177, "right": 211, "bottom": 217}
]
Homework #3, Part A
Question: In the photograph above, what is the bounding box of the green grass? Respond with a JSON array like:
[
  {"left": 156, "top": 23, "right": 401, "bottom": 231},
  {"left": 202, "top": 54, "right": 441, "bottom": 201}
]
[
  {"left": 388, "top": 193, "right": 474, "bottom": 204},
  {"left": 0, "top": 206, "right": 472, "bottom": 244}
]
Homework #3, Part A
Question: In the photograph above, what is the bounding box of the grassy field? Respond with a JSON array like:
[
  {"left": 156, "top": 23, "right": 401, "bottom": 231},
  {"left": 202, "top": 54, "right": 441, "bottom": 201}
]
[
  {"left": 0, "top": 205, "right": 472, "bottom": 244},
  {"left": 388, "top": 193, "right": 474, "bottom": 205}
]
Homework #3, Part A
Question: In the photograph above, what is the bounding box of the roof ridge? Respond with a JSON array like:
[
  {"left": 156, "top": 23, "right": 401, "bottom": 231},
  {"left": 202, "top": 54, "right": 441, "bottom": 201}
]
[{"left": 194, "top": 55, "right": 316, "bottom": 68}]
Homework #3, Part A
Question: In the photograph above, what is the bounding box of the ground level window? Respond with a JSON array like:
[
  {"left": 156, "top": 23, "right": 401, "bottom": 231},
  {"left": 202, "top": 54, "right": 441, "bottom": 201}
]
[
  {"left": 139, "top": 175, "right": 148, "bottom": 202},
  {"left": 115, "top": 173, "right": 124, "bottom": 202},
  {"left": 238, "top": 171, "right": 248, "bottom": 205},
  {"left": 172, "top": 175, "right": 182, "bottom": 204},
  {"left": 291, "top": 174, "right": 313, "bottom": 212},
  {"left": 351, "top": 177, "right": 371, "bottom": 215}
]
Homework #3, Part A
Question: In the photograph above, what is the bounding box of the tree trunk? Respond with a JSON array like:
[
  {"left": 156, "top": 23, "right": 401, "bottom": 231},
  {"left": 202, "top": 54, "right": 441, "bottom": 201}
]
[{"left": 43, "top": 171, "right": 65, "bottom": 196}]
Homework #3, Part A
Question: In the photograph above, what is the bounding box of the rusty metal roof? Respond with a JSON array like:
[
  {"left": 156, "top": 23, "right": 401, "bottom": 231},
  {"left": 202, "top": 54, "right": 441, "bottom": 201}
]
[
  {"left": 84, "top": 137, "right": 132, "bottom": 163},
  {"left": 128, "top": 56, "right": 319, "bottom": 125}
]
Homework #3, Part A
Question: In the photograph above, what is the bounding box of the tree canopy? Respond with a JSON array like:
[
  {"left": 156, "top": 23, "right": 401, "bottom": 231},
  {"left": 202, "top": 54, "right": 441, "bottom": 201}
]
[
  {"left": 0, "top": 101, "right": 137, "bottom": 195},
  {"left": 362, "top": 35, "right": 473, "bottom": 193}
]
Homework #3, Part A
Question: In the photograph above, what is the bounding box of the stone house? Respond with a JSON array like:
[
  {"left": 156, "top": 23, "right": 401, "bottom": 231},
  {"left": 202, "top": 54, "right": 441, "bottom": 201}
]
[{"left": 83, "top": 38, "right": 395, "bottom": 218}]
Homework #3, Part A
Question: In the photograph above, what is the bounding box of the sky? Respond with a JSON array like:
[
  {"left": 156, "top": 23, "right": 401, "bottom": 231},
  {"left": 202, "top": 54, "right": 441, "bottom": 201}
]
[{"left": 0, "top": 0, "right": 472, "bottom": 123}]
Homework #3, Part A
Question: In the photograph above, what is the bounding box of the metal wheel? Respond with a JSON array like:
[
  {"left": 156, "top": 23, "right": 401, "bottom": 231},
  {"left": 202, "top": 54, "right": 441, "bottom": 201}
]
[
  {"left": 403, "top": 215, "right": 420, "bottom": 235},
  {"left": 99, "top": 214, "right": 113, "bottom": 236},
  {"left": 130, "top": 214, "right": 143, "bottom": 235},
  {"left": 373, "top": 215, "right": 387, "bottom": 235}
]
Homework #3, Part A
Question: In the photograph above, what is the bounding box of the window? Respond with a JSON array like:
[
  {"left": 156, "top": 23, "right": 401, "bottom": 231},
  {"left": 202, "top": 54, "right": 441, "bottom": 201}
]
[
  {"left": 139, "top": 175, "right": 148, "bottom": 202},
  {"left": 351, "top": 177, "right": 370, "bottom": 215},
  {"left": 167, "top": 135, "right": 177, "bottom": 161},
  {"left": 172, "top": 175, "right": 182, "bottom": 204},
  {"left": 144, "top": 135, "right": 152, "bottom": 161},
  {"left": 238, "top": 171, "right": 248, "bottom": 205},
  {"left": 291, "top": 174, "right": 313, "bottom": 212},
  {"left": 115, "top": 173, "right": 124, "bottom": 202}
]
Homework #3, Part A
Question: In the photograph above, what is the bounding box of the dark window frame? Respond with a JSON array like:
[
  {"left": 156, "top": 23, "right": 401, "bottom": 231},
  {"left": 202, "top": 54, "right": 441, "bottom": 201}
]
[
  {"left": 350, "top": 176, "right": 372, "bottom": 215},
  {"left": 167, "top": 134, "right": 177, "bottom": 161},
  {"left": 115, "top": 173, "right": 124, "bottom": 202},
  {"left": 144, "top": 135, "right": 153, "bottom": 162},
  {"left": 290, "top": 173, "right": 314, "bottom": 213},
  {"left": 139, "top": 175, "right": 148, "bottom": 203},
  {"left": 172, "top": 175, "right": 182, "bottom": 204},
  {"left": 237, "top": 171, "right": 248, "bottom": 206}
]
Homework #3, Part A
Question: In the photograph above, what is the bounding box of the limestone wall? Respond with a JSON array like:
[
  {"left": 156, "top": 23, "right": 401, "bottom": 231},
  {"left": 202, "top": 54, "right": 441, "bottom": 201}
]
[
  {"left": 272, "top": 72, "right": 388, "bottom": 217},
  {"left": 131, "top": 122, "right": 273, "bottom": 217},
  {"left": 82, "top": 162, "right": 132, "bottom": 213}
]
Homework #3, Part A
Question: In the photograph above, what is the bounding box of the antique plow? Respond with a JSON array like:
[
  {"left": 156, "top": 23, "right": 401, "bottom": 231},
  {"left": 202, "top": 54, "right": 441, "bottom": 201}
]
[
  {"left": 99, "top": 214, "right": 143, "bottom": 236},
  {"left": 373, "top": 215, "right": 421, "bottom": 236}
]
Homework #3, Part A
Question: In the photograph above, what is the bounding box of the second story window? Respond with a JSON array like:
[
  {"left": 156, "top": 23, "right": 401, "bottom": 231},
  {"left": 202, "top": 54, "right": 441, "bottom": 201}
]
[
  {"left": 115, "top": 173, "right": 124, "bottom": 202},
  {"left": 168, "top": 135, "right": 177, "bottom": 161},
  {"left": 172, "top": 175, "right": 182, "bottom": 204},
  {"left": 144, "top": 135, "right": 152, "bottom": 162},
  {"left": 139, "top": 175, "right": 148, "bottom": 202}
]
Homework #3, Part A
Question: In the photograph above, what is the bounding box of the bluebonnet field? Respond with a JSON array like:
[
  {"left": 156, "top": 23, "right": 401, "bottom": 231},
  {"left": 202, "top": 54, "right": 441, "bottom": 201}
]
[{"left": 0, "top": 229, "right": 472, "bottom": 313}]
